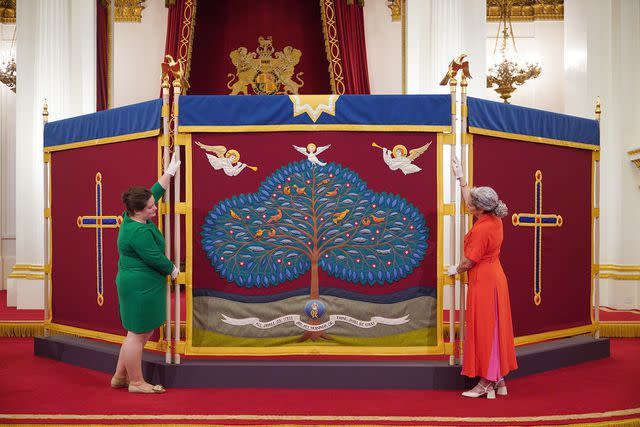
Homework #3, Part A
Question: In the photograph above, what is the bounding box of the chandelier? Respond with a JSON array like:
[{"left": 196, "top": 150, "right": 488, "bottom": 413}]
[
  {"left": 0, "top": 26, "right": 16, "bottom": 93},
  {"left": 486, "top": 0, "right": 541, "bottom": 103},
  {"left": 0, "top": 57, "right": 15, "bottom": 92}
]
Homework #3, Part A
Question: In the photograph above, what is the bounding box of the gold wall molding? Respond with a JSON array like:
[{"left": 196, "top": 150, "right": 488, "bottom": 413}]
[
  {"left": 0, "top": 0, "right": 15, "bottom": 23},
  {"left": 8, "top": 264, "right": 45, "bottom": 280},
  {"left": 8, "top": 273, "right": 45, "bottom": 280},
  {"left": 12, "top": 264, "right": 45, "bottom": 272},
  {"left": 115, "top": 0, "right": 145, "bottom": 23},
  {"left": 487, "top": 0, "right": 564, "bottom": 22},
  {"left": 598, "top": 264, "right": 640, "bottom": 281}
]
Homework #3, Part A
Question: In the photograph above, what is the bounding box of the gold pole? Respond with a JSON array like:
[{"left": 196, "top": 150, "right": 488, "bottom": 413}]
[
  {"left": 42, "top": 99, "right": 50, "bottom": 336},
  {"left": 448, "top": 76, "right": 458, "bottom": 366},
  {"left": 458, "top": 76, "right": 468, "bottom": 366},
  {"left": 593, "top": 97, "right": 601, "bottom": 339},
  {"left": 172, "top": 77, "right": 182, "bottom": 364},
  {"left": 161, "top": 75, "right": 172, "bottom": 365}
]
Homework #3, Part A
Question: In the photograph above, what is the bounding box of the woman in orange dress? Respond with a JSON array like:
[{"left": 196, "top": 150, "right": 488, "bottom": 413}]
[{"left": 449, "top": 156, "right": 518, "bottom": 399}]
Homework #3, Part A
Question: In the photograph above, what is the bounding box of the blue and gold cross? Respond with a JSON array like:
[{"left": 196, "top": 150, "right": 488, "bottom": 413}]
[
  {"left": 76, "top": 173, "right": 122, "bottom": 306},
  {"left": 512, "top": 170, "right": 563, "bottom": 306}
]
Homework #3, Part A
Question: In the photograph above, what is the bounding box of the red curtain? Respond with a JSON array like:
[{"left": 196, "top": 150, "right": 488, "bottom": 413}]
[
  {"left": 187, "top": 0, "right": 332, "bottom": 95},
  {"left": 333, "top": 0, "right": 370, "bottom": 94},
  {"left": 163, "top": 0, "right": 187, "bottom": 69},
  {"left": 96, "top": 0, "right": 108, "bottom": 110}
]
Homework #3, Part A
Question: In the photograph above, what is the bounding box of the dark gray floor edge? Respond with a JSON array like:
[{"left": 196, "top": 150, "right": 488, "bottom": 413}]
[{"left": 33, "top": 335, "right": 609, "bottom": 389}]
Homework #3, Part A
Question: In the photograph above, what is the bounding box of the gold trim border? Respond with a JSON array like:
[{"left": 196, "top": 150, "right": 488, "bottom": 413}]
[
  {"left": 514, "top": 324, "right": 595, "bottom": 346},
  {"left": 320, "top": 0, "right": 345, "bottom": 95},
  {"left": 45, "top": 322, "right": 165, "bottom": 352},
  {"left": 43, "top": 130, "right": 160, "bottom": 153},
  {"left": 177, "top": 0, "right": 196, "bottom": 93},
  {"left": 184, "top": 132, "right": 447, "bottom": 357},
  {"left": 436, "top": 132, "right": 445, "bottom": 353},
  {"left": 468, "top": 126, "right": 600, "bottom": 152},
  {"left": 2, "top": 407, "right": 640, "bottom": 424},
  {"left": 179, "top": 125, "right": 451, "bottom": 133}
]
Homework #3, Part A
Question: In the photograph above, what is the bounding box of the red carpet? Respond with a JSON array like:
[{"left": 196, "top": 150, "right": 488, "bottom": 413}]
[
  {"left": 0, "top": 337, "right": 639, "bottom": 425},
  {"left": 600, "top": 306, "right": 640, "bottom": 322},
  {"left": 0, "top": 291, "right": 43, "bottom": 321}
]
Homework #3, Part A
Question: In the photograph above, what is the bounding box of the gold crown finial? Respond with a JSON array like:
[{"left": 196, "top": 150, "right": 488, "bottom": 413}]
[{"left": 595, "top": 97, "right": 601, "bottom": 122}]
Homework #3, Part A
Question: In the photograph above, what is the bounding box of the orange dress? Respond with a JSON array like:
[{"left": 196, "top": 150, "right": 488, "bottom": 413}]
[{"left": 462, "top": 214, "right": 518, "bottom": 380}]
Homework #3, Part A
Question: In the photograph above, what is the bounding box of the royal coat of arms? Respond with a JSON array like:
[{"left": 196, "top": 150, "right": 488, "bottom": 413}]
[{"left": 227, "top": 36, "right": 305, "bottom": 95}]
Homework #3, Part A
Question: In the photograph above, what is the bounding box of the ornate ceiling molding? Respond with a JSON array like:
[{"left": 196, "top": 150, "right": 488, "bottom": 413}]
[
  {"left": 115, "top": 0, "right": 145, "bottom": 23},
  {"left": 0, "top": 0, "right": 16, "bottom": 24},
  {"left": 487, "top": 0, "right": 563, "bottom": 22}
]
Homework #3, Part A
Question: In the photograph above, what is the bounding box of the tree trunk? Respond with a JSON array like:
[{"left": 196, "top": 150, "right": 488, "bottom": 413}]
[{"left": 310, "top": 254, "right": 319, "bottom": 299}]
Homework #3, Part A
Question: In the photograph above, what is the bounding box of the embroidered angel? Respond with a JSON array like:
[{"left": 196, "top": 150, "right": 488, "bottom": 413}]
[
  {"left": 292, "top": 143, "right": 331, "bottom": 166},
  {"left": 195, "top": 141, "right": 257, "bottom": 177},
  {"left": 372, "top": 141, "right": 432, "bottom": 175}
]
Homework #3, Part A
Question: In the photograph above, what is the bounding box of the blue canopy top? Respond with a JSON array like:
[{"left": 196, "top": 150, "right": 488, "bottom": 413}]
[
  {"left": 44, "top": 99, "right": 162, "bottom": 149},
  {"left": 468, "top": 97, "right": 599, "bottom": 147},
  {"left": 178, "top": 94, "right": 451, "bottom": 130}
]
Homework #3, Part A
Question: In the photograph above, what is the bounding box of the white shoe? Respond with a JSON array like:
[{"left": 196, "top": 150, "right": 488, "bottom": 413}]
[
  {"left": 461, "top": 382, "right": 496, "bottom": 399},
  {"left": 495, "top": 379, "right": 508, "bottom": 396}
]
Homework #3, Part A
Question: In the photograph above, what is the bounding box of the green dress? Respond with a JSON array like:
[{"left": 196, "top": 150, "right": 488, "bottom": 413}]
[{"left": 116, "top": 182, "right": 174, "bottom": 333}]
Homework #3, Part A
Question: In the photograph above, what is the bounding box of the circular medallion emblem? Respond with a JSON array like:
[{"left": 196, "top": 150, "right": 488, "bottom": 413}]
[{"left": 304, "top": 299, "right": 326, "bottom": 320}]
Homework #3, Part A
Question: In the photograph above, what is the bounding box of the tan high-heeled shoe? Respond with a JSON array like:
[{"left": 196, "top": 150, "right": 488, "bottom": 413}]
[
  {"left": 128, "top": 382, "right": 166, "bottom": 394},
  {"left": 461, "top": 381, "right": 496, "bottom": 399},
  {"left": 110, "top": 375, "right": 129, "bottom": 389}
]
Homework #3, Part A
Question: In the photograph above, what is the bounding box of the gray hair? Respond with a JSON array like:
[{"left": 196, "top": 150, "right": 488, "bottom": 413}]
[{"left": 470, "top": 186, "right": 508, "bottom": 218}]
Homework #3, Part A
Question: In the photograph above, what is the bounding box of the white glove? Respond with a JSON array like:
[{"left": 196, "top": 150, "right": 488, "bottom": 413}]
[
  {"left": 171, "top": 265, "right": 180, "bottom": 280},
  {"left": 447, "top": 265, "right": 458, "bottom": 276},
  {"left": 165, "top": 152, "right": 181, "bottom": 177},
  {"left": 451, "top": 155, "right": 464, "bottom": 180}
]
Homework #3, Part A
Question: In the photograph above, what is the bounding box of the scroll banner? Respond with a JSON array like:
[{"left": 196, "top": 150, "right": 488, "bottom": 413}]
[
  {"left": 468, "top": 97, "right": 599, "bottom": 338},
  {"left": 221, "top": 314, "right": 410, "bottom": 331},
  {"left": 185, "top": 94, "right": 449, "bottom": 350}
]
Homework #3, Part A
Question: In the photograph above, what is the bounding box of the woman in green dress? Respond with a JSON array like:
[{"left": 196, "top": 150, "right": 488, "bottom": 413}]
[{"left": 111, "top": 153, "right": 180, "bottom": 394}]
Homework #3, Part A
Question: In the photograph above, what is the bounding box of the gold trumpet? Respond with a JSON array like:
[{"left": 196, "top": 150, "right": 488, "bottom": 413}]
[
  {"left": 245, "top": 165, "right": 258, "bottom": 172},
  {"left": 371, "top": 142, "right": 387, "bottom": 150}
]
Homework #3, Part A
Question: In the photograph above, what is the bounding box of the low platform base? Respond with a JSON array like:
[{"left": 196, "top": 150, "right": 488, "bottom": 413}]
[{"left": 34, "top": 335, "right": 609, "bottom": 389}]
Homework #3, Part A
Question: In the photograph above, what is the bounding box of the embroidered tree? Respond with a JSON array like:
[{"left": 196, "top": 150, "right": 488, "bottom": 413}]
[{"left": 201, "top": 161, "right": 429, "bottom": 301}]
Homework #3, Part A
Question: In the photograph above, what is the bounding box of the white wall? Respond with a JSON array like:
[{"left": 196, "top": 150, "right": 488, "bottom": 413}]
[
  {"left": 113, "top": 0, "right": 167, "bottom": 107},
  {"left": 486, "top": 20, "right": 564, "bottom": 112},
  {"left": 564, "top": 0, "right": 640, "bottom": 309},
  {"left": 0, "top": 23, "right": 16, "bottom": 292},
  {"left": 0, "top": 83, "right": 16, "bottom": 292},
  {"left": 363, "top": 0, "right": 402, "bottom": 94}
]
